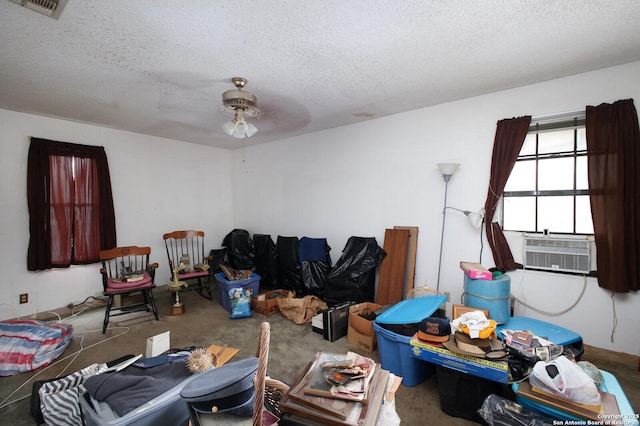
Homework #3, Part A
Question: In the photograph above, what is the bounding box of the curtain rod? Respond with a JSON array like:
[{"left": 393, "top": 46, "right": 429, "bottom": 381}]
[{"left": 531, "top": 109, "right": 585, "bottom": 123}]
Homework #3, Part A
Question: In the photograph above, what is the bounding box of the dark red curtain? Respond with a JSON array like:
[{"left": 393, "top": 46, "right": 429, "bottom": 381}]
[
  {"left": 48, "top": 155, "right": 74, "bottom": 265},
  {"left": 72, "top": 157, "right": 102, "bottom": 262},
  {"left": 483, "top": 116, "right": 532, "bottom": 271},
  {"left": 586, "top": 99, "right": 640, "bottom": 293},
  {"left": 27, "top": 138, "right": 116, "bottom": 271}
]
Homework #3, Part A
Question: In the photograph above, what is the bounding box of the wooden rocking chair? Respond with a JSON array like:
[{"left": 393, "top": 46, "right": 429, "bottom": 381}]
[{"left": 163, "top": 230, "right": 213, "bottom": 300}]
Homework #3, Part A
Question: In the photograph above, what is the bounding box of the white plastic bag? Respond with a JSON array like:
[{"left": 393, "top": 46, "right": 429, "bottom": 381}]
[{"left": 529, "top": 356, "right": 601, "bottom": 406}]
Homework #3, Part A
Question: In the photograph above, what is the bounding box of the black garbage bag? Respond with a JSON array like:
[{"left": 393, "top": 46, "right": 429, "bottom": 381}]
[
  {"left": 208, "top": 248, "right": 229, "bottom": 274},
  {"left": 222, "top": 229, "right": 255, "bottom": 270},
  {"left": 253, "top": 234, "right": 279, "bottom": 290},
  {"left": 324, "top": 236, "right": 386, "bottom": 305},
  {"left": 299, "top": 237, "right": 332, "bottom": 299},
  {"left": 477, "top": 394, "right": 556, "bottom": 426},
  {"left": 276, "top": 236, "right": 304, "bottom": 296}
]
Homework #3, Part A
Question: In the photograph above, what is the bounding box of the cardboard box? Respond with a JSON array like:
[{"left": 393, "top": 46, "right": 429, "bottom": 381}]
[
  {"left": 252, "top": 289, "right": 287, "bottom": 316},
  {"left": 349, "top": 326, "right": 377, "bottom": 353},
  {"left": 460, "top": 261, "right": 493, "bottom": 280},
  {"left": 347, "top": 302, "right": 382, "bottom": 352}
]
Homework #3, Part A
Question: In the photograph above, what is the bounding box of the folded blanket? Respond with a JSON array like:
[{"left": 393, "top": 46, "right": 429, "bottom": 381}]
[
  {"left": 84, "top": 360, "right": 191, "bottom": 416},
  {"left": 0, "top": 320, "right": 73, "bottom": 376}
]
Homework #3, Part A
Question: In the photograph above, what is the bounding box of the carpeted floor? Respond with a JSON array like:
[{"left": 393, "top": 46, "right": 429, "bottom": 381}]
[{"left": 0, "top": 285, "right": 638, "bottom": 425}]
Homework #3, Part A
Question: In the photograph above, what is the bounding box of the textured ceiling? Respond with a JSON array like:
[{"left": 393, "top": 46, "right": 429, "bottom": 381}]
[{"left": 1, "top": 1, "right": 640, "bottom": 150}]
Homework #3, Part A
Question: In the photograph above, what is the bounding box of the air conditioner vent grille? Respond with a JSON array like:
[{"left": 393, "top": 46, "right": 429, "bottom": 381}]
[{"left": 524, "top": 235, "right": 591, "bottom": 274}]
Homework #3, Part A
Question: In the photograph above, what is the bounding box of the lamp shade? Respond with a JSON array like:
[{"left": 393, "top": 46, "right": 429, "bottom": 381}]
[
  {"left": 222, "top": 120, "right": 237, "bottom": 136},
  {"left": 245, "top": 122, "right": 258, "bottom": 137},
  {"left": 466, "top": 208, "right": 485, "bottom": 229},
  {"left": 222, "top": 112, "right": 259, "bottom": 139},
  {"left": 235, "top": 119, "right": 249, "bottom": 134},
  {"left": 437, "top": 163, "right": 460, "bottom": 177}
]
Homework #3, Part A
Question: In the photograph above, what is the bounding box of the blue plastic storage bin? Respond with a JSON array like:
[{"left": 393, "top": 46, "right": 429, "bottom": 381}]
[
  {"left": 375, "top": 295, "right": 447, "bottom": 325},
  {"left": 80, "top": 373, "right": 200, "bottom": 426},
  {"left": 373, "top": 295, "right": 446, "bottom": 386},
  {"left": 215, "top": 272, "right": 261, "bottom": 313},
  {"left": 373, "top": 322, "right": 434, "bottom": 386},
  {"left": 513, "top": 370, "right": 638, "bottom": 424},
  {"left": 496, "top": 316, "right": 584, "bottom": 359}
]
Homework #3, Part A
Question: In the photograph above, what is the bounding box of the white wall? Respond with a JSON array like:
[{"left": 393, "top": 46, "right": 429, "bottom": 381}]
[
  {"left": 0, "top": 110, "right": 234, "bottom": 321},
  {"left": 2, "top": 62, "right": 638, "bottom": 356},
  {"left": 232, "top": 61, "right": 640, "bottom": 356}
]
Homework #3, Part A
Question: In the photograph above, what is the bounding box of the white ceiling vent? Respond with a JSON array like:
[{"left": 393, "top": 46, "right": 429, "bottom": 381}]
[{"left": 9, "top": 0, "right": 67, "bottom": 19}]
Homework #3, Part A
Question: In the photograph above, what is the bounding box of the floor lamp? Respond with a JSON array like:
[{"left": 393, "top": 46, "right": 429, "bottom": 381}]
[
  {"left": 436, "top": 163, "right": 486, "bottom": 291},
  {"left": 436, "top": 163, "right": 459, "bottom": 291},
  {"left": 446, "top": 206, "right": 485, "bottom": 230}
]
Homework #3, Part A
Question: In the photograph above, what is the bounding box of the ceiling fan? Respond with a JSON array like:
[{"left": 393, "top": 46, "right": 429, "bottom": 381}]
[{"left": 221, "top": 77, "right": 262, "bottom": 139}]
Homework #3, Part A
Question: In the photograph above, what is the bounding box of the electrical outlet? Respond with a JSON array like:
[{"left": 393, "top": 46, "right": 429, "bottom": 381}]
[
  {"left": 19, "top": 293, "right": 28, "bottom": 304},
  {"left": 444, "top": 291, "right": 450, "bottom": 302}
]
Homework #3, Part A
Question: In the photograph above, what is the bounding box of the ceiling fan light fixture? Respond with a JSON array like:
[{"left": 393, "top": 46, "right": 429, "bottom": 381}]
[
  {"left": 221, "top": 77, "right": 261, "bottom": 139},
  {"left": 223, "top": 109, "right": 258, "bottom": 139},
  {"left": 222, "top": 77, "right": 262, "bottom": 118},
  {"left": 222, "top": 120, "right": 237, "bottom": 136},
  {"left": 245, "top": 122, "right": 258, "bottom": 138},
  {"left": 235, "top": 117, "right": 249, "bottom": 134}
]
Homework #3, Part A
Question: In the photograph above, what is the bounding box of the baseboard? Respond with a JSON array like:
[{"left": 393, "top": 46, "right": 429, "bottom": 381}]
[
  {"left": 11, "top": 299, "right": 106, "bottom": 322},
  {"left": 583, "top": 343, "right": 639, "bottom": 369}
]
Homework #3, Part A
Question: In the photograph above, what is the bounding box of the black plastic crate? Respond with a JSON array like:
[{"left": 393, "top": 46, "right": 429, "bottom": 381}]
[{"left": 436, "top": 366, "right": 507, "bottom": 423}]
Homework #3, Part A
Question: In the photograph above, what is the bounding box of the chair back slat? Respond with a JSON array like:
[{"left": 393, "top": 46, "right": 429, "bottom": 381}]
[
  {"left": 163, "top": 230, "right": 206, "bottom": 272},
  {"left": 162, "top": 230, "right": 212, "bottom": 300},
  {"left": 99, "top": 246, "right": 152, "bottom": 282}
]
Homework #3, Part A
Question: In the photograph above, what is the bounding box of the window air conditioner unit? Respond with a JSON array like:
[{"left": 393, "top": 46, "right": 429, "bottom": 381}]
[{"left": 523, "top": 234, "right": 591, "bottom": 274}]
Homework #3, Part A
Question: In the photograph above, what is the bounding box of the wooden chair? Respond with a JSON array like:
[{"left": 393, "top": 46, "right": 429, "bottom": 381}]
[
  {"left": 163, "top": 230, "right": 212, "bottom": 300},
  {"left": 99, "top": 246, "right": 159, "bottom": 333}
]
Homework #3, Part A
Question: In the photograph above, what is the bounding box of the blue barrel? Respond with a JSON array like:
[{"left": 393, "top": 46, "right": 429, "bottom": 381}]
[{"left": 463, "top": 274, "right": 511, "bottom": 324}]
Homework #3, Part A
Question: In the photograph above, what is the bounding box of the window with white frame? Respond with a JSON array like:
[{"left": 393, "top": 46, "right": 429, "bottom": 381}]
[{"left": 502, "top": 114, "right": 594, "bottom": 236}]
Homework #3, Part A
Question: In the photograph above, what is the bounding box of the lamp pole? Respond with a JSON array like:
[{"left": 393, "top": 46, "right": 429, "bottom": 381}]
[
  {"left": 436, "top": 174, "right": 452, "bottom": 291},
  {"left": 435, "top": 163, "right": 459, "bottom": 291}
]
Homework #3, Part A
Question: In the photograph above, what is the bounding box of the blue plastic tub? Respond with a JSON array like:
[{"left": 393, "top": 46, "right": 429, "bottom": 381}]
[
  {"left": 215, "top": 272, "right": 261, "bottom": 313},
  {"left": 375, "top": 295, "right": 447, "bottom": 325},
  {"left": 496, "top": 316, "right": 584, "bottom": 359},
  {"left": 372, "top": 295, "right": 445, "bottom": 386},
  {"left": 513, "top": 370, "right": 638, "bottom": 424},
  {"left": 373, "top": 321, "right": 435, "bottom": 387}
]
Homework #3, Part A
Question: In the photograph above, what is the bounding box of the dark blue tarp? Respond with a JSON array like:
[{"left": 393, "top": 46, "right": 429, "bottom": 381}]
[{"left": 299, "top": 237, "right": 332, "bottom": 298}]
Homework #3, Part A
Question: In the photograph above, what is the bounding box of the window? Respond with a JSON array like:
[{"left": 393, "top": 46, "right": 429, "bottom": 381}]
[
  {"left": 27, "top": 138, "right": 117, "bottom": 271},
  {"left": 502, "top": 115, "right": 594, "bottom": 235}
]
